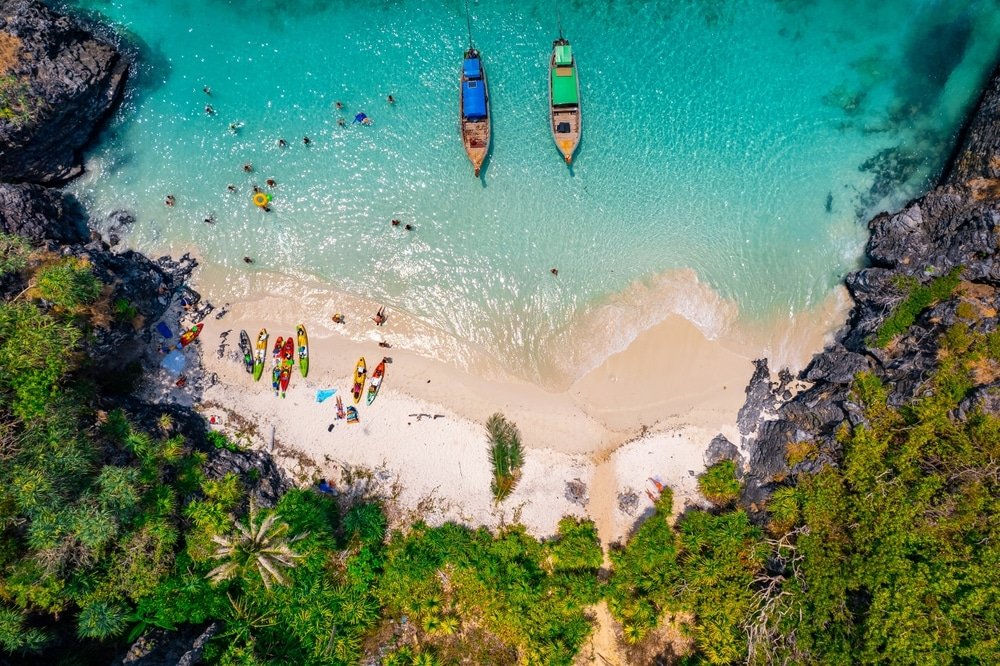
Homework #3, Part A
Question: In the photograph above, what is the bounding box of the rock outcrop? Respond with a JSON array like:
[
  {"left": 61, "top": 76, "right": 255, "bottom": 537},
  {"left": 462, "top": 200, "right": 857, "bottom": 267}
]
[
  {"left": 0, "top": 182, "right": 86, "bottom": 242},
  {"left": 737, "top": 62, "right": 1000, "bottom": 518},
  {"left": 0, "top": 0, "right": 128, "bottom": 184}
]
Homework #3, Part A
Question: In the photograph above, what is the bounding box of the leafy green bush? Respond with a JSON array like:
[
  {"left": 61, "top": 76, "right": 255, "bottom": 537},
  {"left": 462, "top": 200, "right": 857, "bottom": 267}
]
[
  {"left": 697, "top": 460, "right": 741, "bottom": 505},
  {"left": 0, "top": 232, "right": 29, "bottom": 277},
  {"left": 206, "top": 430, "right": 242, "bottom": 452},
  {"left": 34, "top": 258, "right": 101, "bottom": 313},
  {"left": 0, "top": 302, "right": 81, "bottom": 420},
  {"left": 113, "top": 297, "right": 138, "bottom": 322},
  {"left": 486, "top": 412, "right": 524, "bottom": 502},
  {"left": 607, "top": 490, "right": 680, "bottom": 644},
  {"left": 873, "top": 267, "right": 962, "bottom": 347}
]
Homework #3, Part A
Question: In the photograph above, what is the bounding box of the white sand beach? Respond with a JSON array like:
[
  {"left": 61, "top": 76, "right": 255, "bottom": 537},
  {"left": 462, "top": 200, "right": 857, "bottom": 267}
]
[{"left": 151, "top": 265, "right": 846, "bottom": 544}]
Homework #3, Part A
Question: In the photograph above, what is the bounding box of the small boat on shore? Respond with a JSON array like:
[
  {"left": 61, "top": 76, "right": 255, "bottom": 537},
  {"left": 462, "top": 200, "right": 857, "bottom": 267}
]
[
  {"left": 178, "top": 323, "right": 204, "bottom": 348},
  {"left": 367, "top": 358, "right": 386, "bottom": 406},
  {"left": 296, "top": 324, "right": 309, "bottom": 377},
  {"left": 253, "top": 329, "right": 268, "bottom": 381},
  {"left": 239, "top": 330, "right": 254, "bottom": 374},
  {"left": 352, "top": 357, "right": 367, "bottom": 404},
  {"left": 549, "top": 36, "right": 580, "bottom": 164}
]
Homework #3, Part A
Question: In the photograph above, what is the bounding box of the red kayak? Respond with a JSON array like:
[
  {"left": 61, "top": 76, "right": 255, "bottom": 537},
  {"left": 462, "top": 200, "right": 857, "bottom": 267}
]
[
  {"left": 178, "top": 323, "right": 203, "bottom": 347},
  {"left": 279, "top": 337, "right": 294, "bottom": 397},
  {"left": 279, "top": 366, "right": 291, "bottom": 398}
]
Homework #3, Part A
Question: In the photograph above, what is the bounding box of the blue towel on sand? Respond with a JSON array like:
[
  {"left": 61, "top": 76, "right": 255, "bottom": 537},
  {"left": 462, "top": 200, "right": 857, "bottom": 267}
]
[
  {"left": 156, "top": 322, "right": 173, "bottom": 339},
  {"left": 315, "top": 389, "right": 337, "bottom": 403}
]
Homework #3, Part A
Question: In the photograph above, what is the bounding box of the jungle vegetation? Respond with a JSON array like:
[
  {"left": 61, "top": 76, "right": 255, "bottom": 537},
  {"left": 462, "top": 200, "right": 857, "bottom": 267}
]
[{"left": 1, "top": 235, "right": 997, "bottom": 664}]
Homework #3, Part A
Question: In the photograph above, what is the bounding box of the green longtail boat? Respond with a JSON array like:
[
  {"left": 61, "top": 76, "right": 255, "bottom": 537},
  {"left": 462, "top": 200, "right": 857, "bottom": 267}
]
[{"left": 549, "top": 36, "right": 580, "bottom": 165}]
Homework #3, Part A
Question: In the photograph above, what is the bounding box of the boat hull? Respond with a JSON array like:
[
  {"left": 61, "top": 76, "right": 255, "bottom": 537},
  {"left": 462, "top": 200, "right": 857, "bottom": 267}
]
[
  {"left": 549, "top": 38, "right": 581, "bottom": 165},
  {"left": 460, "top": 48, "right": 491, "bottom": 177}
]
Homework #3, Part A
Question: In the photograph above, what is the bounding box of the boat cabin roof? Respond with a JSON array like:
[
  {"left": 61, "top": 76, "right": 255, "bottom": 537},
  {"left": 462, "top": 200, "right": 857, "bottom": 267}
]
[
  {"left": 555, "top": 44, "right": 572, "bottom": 66},
  {"left": 463, "top": 57, "right": 482, "bottom": 79},
  {"left": 551, "top": 67, "right": 578, "bottom": 105},
  {"left": 462, "top": 80, "right": 487, "bottom": 119}
]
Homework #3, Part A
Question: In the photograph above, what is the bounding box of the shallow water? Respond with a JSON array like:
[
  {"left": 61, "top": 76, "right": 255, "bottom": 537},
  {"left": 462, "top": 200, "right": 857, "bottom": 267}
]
[{"left": 62, "top": 0, "right": 1000, "bottom": 380}]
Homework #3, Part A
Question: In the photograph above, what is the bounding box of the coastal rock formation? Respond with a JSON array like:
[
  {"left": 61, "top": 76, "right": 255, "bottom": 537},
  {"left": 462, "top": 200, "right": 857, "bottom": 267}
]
[
  {"left": 738, "top": 62, "right": 1000, "bottom": 517},
  {"left": 0, "top": 0, "right": 128, "bottom": 184},
  {"left": 0, "top": 182, "right": 85, "bottom": 242}
]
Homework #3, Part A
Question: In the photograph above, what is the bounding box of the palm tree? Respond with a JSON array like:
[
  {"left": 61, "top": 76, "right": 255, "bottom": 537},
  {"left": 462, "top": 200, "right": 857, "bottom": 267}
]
[
  {"left": 486, "top": 413, "right": 525, "bottom": 503},
  {"left": 207, "top": 503, "right": 308, "bottom": 590}
]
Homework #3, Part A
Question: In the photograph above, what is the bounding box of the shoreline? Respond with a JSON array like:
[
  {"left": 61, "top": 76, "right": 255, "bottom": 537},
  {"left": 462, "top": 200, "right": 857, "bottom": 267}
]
[{"left": 154, "top": 257, "right": 844, "bottom": 543}]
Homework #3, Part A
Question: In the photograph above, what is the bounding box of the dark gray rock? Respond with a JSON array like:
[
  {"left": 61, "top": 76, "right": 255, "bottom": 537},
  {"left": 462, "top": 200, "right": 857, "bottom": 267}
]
[
  {"left": 0, "top": 182, "right": 86, "bottom": 242},
  {"left": 704, "top": 434, "right": 740, "bottom": 468},
  {"left": 0, "top": 0, "right": 128, "bottom": 184},
  {"left": 202, "top": 448, "right": 293, "bottom": 510},
  {"left": 118, "top": 622, "right": 217, "bottom": 666},
  {"left": 945, "top": 61, "right": 1000, "bottom": 186},
  {"left": 803, "top": 344, "right": 872, "bottom": 384},
  {"left": 737, "top": 359, "right": 776, "bottom": 437}
]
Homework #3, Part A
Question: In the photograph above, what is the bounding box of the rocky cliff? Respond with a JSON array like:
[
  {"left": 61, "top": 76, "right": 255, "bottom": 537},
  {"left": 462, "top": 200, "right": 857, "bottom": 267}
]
[
  {"left": 0, "top": 0, "right": 127, "bottom": 184},
  {"left": 726, "top": 64, "right": 1000, "bottom": 515}
]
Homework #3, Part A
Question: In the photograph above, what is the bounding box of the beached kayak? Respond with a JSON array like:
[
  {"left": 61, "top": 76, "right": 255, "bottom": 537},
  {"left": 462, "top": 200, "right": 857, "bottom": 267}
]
[
  {"left": 352, "top": 356, "right": 367, "bottom": 404},
  {"left": 272, "top": 336, "right": 284, "bottom": 364},
  {"left": 279, "top": 366, "right": 291, "bottom": 398},
  {"left": 297, "top": 324, "right": 309, "bottom": 377},
  {"left": 239, "top": 330, "right": 254, "bottom": 374},
  {"left": 253, "top": 329, "right": 268, "bottom": 381},
  {"left": 178, "top": 323, "right": 203, "bottom": 347},
  {"left": 272, "top": 366, "right": 281, "bottom": 396},
  {"left": 367, "top": 358, "right": 386, "bottom": 406},
  {"left": 281, "top": 337, "right": 294, "bottom": 365}
]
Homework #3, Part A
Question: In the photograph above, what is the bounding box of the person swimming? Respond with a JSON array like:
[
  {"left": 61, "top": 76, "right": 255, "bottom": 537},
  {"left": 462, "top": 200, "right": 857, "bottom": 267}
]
[
  {"left": 391, "top": 219, "right": 400, "bottom": 227},
  {"left": 243, "top": 163, "right": 253, "bottom": 172},
  {"left": 387, "top": 94, "right": 395, "bottom": 104},
  {"left": 203, "top": 86, "right": 211, "bottom": 95},
  {"left": 303, "top": 136, "right": 311, "bottom": 145},
  {"left": 227, "top": 184, "right": 236, "bottom": 193},
  {"left": 404, "top": 224, "right": 413, "bottom": 231},
  {"left": 277, "top": 138, "right": 287, "bottom": 148},
  {"left": 205, "top": 105, "right": 214, "bottom": 115},
  {"left": 266, "top": 179, "right": 276, "bottom": 188},
  {"left": 353, "top": 112, "right": 372, "bottom": 125},
  {"left": 335, "top": 101, "right": 344, "bottom": 110},
  {"left": 337, "top": 118, "right": 346, "bottom": 127},
  {"left": 165, "top": 194, "right": 175, "bottom": 207}
]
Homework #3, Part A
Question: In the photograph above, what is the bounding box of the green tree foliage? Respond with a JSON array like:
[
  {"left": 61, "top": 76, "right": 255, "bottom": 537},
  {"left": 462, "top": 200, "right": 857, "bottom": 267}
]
[
  {"left": 751, "top": 328, "right": 1000, "bottom": 664},
  {"left": 607, "top": 490, "right": 680, "bottom": 644},
  {"left": 873, "top": 267, "right": 962, "bottom": 347},
  {"left": 697, "top": 460, "right": 741, "bottom": 505},
  {"left": 207, "top": 503, "right": 308, "bottom": 590},
  {"left": 0, "top": 302, "right": 81, "bottom": 420},
  {"left": 376, "top": 517, "right": 602, "bottom": 665},
  {"left": 486, "top": 412, "right": 525, "bottom": 502},
  {"left": 34, "top": 257, "right": 101, "bottom": 313}
]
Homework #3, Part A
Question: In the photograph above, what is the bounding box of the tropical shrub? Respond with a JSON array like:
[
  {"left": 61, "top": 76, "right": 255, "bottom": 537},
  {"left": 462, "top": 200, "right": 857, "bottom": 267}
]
[
  {"left": 873, "top": 267, "right": 961, "bottom": 347},
  {"left": 34, "top": 257, "right": 101, "bottom": 313},
  {"left": 697, "top": 459, "right": 741, "bottom": 505},
  {"left": 486, "top": 412, "right": 524, "bottom": 502}
]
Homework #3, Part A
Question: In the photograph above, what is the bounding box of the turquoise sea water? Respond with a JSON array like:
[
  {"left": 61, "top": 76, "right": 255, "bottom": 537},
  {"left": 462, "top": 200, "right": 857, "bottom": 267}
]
[{"left": 63, "top": 0, "right": 1000, "bottom": 381}]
